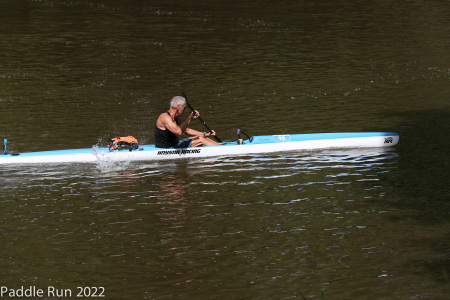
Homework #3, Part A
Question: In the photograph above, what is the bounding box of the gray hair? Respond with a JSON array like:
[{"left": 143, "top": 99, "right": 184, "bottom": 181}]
[{"left": 170, "top": 96, "right": 186, "bottom": 108}]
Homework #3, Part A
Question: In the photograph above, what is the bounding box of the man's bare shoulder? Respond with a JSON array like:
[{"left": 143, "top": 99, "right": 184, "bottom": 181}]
[{"left": 156, "top": 112, "right": 171, "bottom": 127}]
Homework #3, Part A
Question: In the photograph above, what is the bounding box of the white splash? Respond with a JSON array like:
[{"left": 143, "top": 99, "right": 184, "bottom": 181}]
[{"left": 91, "top": 145, "right": 131, "bottom": 172}]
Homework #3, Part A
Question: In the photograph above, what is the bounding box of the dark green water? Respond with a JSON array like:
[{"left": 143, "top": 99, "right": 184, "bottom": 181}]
[{"left": 1, "top": 1, "right": 450, "bottom": 299}]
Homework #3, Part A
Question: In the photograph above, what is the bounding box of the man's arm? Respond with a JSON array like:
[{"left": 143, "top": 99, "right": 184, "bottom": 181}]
[
  {"left": 185, "top": 128, "right": 203, "bottom": 136},
  {"left": 185, "top": 128, "right": 216, "bottom": 137},
  {"left": 163, "top": 112, "right": 196, "bottom": 136}
]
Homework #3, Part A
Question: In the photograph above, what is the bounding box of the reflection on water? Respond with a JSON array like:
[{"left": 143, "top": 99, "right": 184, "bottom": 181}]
[
  {"left": 156, "top": 173, "right": 190, "bottom": 238},
  {"left": 0, "top": 148, "right": 448, "bottom": 298}
]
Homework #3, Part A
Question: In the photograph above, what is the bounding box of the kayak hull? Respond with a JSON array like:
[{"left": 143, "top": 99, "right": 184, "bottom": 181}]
[{"left": 0, "top": 132, "right": 399, "bottom": 165}]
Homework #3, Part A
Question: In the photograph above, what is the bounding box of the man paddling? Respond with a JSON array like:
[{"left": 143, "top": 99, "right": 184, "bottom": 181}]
[{"left": 154, "top": 96, "right": 219, "bottom": 148}]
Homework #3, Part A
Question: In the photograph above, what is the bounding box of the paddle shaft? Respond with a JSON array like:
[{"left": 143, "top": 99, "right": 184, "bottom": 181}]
[{"left": 178, "top": 86, "right": 222, "bottom": 143}]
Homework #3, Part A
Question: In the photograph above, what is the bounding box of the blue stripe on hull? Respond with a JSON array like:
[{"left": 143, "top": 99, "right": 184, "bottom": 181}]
[
  {"left": 15, "top": 148, "right": 94, "bottom": 157},
  {"left": 250, "top": 132, "right": 398, "bottom": 144}
]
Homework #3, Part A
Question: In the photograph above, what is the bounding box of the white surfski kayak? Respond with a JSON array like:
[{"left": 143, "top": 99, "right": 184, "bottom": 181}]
[{"left": 0, "top": 132, "right": 399, "bottom": 165}]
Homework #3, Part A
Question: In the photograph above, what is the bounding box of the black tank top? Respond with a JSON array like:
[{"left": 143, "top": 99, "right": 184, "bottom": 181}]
[{"left": 154, "top": 112, "right": 179, "bottom": 148}]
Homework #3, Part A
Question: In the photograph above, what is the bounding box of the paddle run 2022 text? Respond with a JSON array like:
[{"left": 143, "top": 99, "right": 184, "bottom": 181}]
[{"left": 0, "top": 286, "right": 105, "bottom": 298}]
